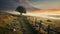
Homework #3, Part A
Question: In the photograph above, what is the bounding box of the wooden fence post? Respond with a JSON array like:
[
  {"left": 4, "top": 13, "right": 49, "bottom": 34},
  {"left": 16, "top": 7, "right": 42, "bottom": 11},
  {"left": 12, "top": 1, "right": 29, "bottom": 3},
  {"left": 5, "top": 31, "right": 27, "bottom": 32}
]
[
  {"left": 35, "top": 18, "right": 37, "bottom": 27},
  {"left": 35, "top": 21, "right": 36, "bottom": 27},
  {"left": 39, "top": 23, "right": 41, "bottom": 31},
  {"left": 38, "top": 21, "right": 42, "bottom": 31},
  {"left": 47, "top": 25, "right": 50, "bottom": 34}
]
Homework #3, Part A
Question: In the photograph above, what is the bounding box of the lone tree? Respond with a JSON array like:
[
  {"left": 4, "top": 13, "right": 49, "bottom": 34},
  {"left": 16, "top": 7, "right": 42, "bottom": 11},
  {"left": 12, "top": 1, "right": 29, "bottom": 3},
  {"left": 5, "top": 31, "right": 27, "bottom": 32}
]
[{"left": 15, "top": 6, "right": 26, "bottom": 15}]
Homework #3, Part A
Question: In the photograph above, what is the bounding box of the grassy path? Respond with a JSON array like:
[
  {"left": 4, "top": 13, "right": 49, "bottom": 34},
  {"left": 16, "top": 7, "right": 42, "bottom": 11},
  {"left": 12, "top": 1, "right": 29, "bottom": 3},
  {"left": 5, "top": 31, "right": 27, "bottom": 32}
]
[
  {"left": 18, "top": 17, "right": 40, "bottom": 34},
  {"left": 0, "top": 15, "right": 41, "bottom": 34}
]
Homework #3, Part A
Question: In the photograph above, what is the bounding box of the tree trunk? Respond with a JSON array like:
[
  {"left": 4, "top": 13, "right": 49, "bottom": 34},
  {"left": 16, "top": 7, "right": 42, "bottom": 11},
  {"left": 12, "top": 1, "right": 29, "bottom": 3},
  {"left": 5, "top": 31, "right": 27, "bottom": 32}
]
[{"left": 20, "top": 13, "right": 22, "bottom": 16}]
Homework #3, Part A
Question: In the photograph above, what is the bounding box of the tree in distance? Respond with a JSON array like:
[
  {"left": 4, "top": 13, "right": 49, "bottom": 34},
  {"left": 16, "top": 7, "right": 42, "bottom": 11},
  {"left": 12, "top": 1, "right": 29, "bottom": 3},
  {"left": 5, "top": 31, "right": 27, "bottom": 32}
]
[{"left": 15, "top": 6, "right": 26, "bottom": 15}]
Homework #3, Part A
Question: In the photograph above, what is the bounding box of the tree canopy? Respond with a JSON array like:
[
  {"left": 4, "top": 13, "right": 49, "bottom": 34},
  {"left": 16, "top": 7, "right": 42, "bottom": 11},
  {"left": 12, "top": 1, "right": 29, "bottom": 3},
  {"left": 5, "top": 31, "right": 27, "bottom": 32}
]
[{"left": 15, "top": 6, "right": 26, "bottom": 14}]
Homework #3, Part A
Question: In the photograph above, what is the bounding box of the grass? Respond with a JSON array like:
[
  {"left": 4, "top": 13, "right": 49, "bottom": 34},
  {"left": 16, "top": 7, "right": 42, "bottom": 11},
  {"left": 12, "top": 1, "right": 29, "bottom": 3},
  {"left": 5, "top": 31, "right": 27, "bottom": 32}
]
[
  {"left": 0, "top": 13, "right": 60, "bottom": 34},
  {"left": 26, "top": 16, "right": 60, "bottom": 34},
  {"left": 18, "top": 16, "right": 40, "bottom": 34},
  {"left": 0, "top": 13, "right": 22, "bottom": 34},
  {"left": 0, "top": 13, "right": 40, "bottom": 34}
]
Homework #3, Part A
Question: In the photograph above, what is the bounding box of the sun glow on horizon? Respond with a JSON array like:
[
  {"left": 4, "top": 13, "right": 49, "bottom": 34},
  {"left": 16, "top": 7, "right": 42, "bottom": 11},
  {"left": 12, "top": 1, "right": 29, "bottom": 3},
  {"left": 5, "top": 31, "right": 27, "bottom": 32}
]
[{"left": 5, "top": 11, "right": 60, "bottom": 19}]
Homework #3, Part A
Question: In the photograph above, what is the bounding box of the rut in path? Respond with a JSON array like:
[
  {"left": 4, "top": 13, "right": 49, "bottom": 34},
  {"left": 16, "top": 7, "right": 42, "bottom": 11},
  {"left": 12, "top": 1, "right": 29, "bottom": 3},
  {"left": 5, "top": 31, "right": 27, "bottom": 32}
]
[{"left": 18, "top": 17, "right": 41, "bottom": 34}]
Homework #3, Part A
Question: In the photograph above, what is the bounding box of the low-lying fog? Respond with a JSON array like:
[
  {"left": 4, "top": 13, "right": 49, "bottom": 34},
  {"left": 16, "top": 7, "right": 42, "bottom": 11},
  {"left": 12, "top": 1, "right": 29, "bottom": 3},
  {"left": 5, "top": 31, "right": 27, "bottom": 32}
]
[{"left": 6, "top": 11, "right": 60, "bottom": 19}]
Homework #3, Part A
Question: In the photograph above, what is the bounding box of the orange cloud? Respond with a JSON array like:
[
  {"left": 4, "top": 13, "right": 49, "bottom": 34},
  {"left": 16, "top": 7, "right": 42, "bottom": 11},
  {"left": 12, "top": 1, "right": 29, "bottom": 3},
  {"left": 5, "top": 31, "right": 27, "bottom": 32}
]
[{"left": 27, "top": 9, "right": 60, "bottom": 14}]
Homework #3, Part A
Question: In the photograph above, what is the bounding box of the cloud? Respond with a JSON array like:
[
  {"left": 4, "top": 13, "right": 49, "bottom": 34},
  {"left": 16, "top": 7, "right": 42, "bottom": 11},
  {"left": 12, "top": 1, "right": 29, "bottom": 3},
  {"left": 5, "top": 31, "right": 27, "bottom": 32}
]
[
  {"left": 0, "top": 0, "right": 41, "bottom": 12},
  {"left": 1, "top": 0, "right": 60, "bottom": 12},
  {"left": 27, "top": 0, "right": 60, "bottom": 9},
  {"left": 0, "top": 0, "right": 19, "bottom": 11},
  {"left": 19, "top": 0, "right": 40, "bottom": 11}
]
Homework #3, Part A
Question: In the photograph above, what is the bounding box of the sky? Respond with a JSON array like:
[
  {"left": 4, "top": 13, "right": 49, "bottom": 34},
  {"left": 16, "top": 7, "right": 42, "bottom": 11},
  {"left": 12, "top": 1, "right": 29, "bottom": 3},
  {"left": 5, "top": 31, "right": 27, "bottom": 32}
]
[
  {"left": 0, "top": 0, "right": 60, "bottom": 14},
  {"left": 0, "top": 0, "right": 60, "bottom": 11},
  {"left": 27, "top": 0, "right": 60, "bottom": 9},
  {"left": 0, "top": 0, "right": 19, "bottom": 11},
  {"left": 20, "top": 0, "right": 60, "bottom": 14},
  {"left": 0, "top": 0, "right": 60, "bottom": 19}
]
